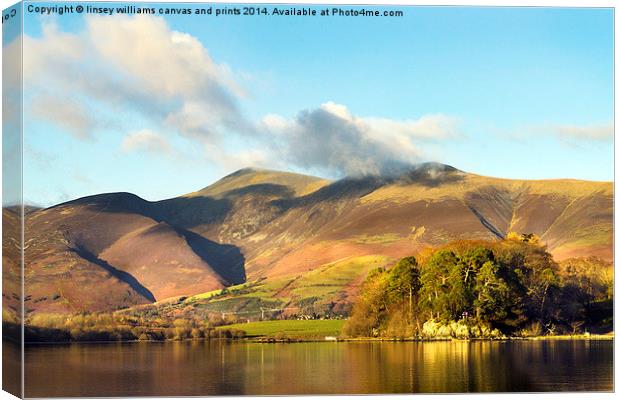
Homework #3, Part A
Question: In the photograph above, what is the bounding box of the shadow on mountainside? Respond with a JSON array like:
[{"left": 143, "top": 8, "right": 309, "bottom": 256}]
[
  {"left": 218, "top": 183, "right": 296, "bottom": 199},
  {"left": 45, "top": 193, "right": 248, "bottom": 288},
  {"left": 53, "top": 192, "right": 235, "bottom": 232},
  {"left": 71, "top": 244, "right": 156, "bottom": 302},
  {"left": 152, "top": 196, "right": 233, "bottom": 230},
  {"left": 179, "top": 229, "right": 246, "bottom": 286},
  {"left": 273, "top": 176, "right": 386, "bottom": 210},
  {"left": 52, "top": 192, "right": 153, "bottom": 216}
]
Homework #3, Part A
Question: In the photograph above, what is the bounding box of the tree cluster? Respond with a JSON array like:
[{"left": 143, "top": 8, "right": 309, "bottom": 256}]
[
  {"left": 23, "top": 311, "right": 246, "bottom": 342},
  {"left": 344, "top": 234, "right": 612, "bottom": 338}
]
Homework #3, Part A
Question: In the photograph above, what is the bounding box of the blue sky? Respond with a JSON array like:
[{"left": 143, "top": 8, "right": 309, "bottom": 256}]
[{"left": 9, "top": 3, "right": 615, "bottom": 206}]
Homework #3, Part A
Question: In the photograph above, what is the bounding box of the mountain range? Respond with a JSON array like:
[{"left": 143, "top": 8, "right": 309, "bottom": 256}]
[{"left": 3, "top": 163, "right": 612, "bottom": 317}]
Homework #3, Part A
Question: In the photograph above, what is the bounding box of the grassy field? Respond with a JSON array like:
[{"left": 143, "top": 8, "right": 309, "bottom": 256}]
[
  {"left": 287, "top": 255, "right": 392, "bottom": 301},
  {"left": 174, "top": 255, "right": 394, "bottom": 320},
  {"left": 217, "top": 320, "right": 345, "bottom": 338}
]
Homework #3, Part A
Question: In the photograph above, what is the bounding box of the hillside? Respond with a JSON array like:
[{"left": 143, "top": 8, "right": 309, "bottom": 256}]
[
  {"left": 8, "top": 163, "right": 613, "bottom": 318},
  {"left": 3, "top": 208, "right": 22, "bottom": 321}
]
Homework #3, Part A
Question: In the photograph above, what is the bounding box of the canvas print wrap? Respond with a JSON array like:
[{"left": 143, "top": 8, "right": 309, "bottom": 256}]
[{"left": 1, "top": 1, "right": 614, "bottom": 397}]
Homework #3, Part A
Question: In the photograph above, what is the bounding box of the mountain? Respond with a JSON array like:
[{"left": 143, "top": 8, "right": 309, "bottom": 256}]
[
  {"left": 3, "top": 208, "right": 22, "bottom": 319},
  {"left": 9, "top": 163, "right": 613, "bottom": 316}
]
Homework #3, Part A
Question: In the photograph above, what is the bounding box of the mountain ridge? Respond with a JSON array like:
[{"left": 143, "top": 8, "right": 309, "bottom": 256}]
[{"left": 10, "top": 163, "right": 613, "bottom": 316}]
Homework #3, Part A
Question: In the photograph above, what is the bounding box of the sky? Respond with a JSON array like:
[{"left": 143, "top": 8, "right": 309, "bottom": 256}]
[{"left": 3, "top": 2, "right": 614, "bottom": 206}]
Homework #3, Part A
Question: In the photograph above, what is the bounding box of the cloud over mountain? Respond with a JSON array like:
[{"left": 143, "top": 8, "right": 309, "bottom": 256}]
[
  {"left": 262, "top": 102, "right": 460, "bottom": 176},
  {"left": 21, "top": 14, "right": 463, "bottom": 178}
]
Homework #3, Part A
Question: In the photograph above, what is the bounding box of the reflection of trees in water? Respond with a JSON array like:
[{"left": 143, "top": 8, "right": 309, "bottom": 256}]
[
  {"left": 24, "top": 341, "right": 613, "bottom": 397},
  {"left": 232, "top": 341, "right": 612, "bottom": 394}
]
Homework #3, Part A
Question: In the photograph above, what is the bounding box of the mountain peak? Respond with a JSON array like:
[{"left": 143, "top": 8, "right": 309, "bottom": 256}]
[
  {"left": 223, "top": 167, "right": 264, "bottom": 178},
  {"left": 389, "top": 162, "right": 464, "bottom": 186},
  {"left": 412, "top": 162, "right": 460, "bottom": 173},
  {"left": 195, "top": 168, "right": 331, "bottom": 198}
]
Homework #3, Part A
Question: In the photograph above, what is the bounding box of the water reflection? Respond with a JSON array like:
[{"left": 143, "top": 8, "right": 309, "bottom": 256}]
[
  {"left": 3, "top": 341, "right": 21, "bottom": 396},
  {"left": 24, "top": 340, "right": 612, "bottom": 397}
]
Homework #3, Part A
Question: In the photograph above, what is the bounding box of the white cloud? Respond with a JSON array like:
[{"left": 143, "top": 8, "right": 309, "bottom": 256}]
[
  {"left": 22, "top": 15, "right": 249, "bottom": 142},
  {"left": 204, "top": 143, "right": 274, "bottom": 171},
  {"left": 320, "top": 101, "right": 352, "bottom": 120},
  {"left": 261, "top": 114, "right": 289, "bottom": 132},
  {"left": 552, "top": 123, "right": 613, "bottom": 142},
  {"left": 262, "top": 102, "right": 460, "bottom": 176},
  {"left": 19, "top": 17, "right": 462, "bottom": 178},
  {"left": 30, "top": 95, "right": 96, "bottom": 140},
  {"left": 121, "top": 129, "right": 173, "bottom": 155},
  {"left": 504, "top": 122, "right": 614, "bottom": 147}
]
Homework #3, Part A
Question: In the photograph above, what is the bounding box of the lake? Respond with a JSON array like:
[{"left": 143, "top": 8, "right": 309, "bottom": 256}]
[{"left": 19, "top": 340, "right": 613, "bottom": 396}]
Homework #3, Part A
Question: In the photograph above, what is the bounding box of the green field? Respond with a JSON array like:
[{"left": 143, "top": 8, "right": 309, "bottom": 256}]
[
  {"left": 175, "top": 255, "right": 394, "bottom": 319},
  {"left": 217, "top": 319, "right": 345, "bottom": 338}
]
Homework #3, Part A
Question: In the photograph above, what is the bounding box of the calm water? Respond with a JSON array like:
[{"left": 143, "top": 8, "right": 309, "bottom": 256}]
[{"left": 19, "top": 340, "right": 613, "bottom": 396}]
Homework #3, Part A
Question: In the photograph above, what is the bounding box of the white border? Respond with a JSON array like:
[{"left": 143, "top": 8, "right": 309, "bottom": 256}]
[{"left": 0, "top": 1, "right": 616, "bottom": 400}]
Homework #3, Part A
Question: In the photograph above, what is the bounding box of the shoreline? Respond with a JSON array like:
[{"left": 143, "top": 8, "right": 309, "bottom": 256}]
[
  {"left": 19, "top": 332, "right": 614, "bottom": 345},
  {"left": 248, "top": 334, "right": 614, "bottom": 343}
]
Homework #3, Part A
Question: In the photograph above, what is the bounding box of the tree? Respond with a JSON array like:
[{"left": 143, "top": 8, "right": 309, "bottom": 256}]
[
  {"left": 506, "top": 231, "right": 541, "bottom": 245},
  {"left": 500, "top": 238, "right": 559, "bottom": 327},
  {"left": 473, "top": 260, "right": 511, "bottom": 323},
  {"left": 558, "top": 257, "right": 613, "bottom": 332},
  {"left": 419, "top": 250, "right": 459, "bottom": 321},
  {"left": 527, "top": 254, "right": 559, "bottom": 326},
  {"left": 387, "top": 256, "right": 420, "bottom": 324},
  {"left": 346, "top": 238, "right": 612, "bottom": 338},
  {"left": 450, "top": 247, "right": 495, "bottom": 319},
  {"left": 343, "top": 267, "right": 390, "bottom": 337}
]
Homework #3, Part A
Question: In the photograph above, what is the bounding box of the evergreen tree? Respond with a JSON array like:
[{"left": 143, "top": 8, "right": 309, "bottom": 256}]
[
  {"left": 419, "top": 250, "right": 458, "bottom": 321},
  {"left": 387, "top": 256, "right": 420, "bottom": 324}
]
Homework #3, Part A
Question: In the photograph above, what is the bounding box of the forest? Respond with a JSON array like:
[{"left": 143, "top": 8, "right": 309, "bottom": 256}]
[{"left": 343, "top": 233, "right": 613, "bottom": 338}]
